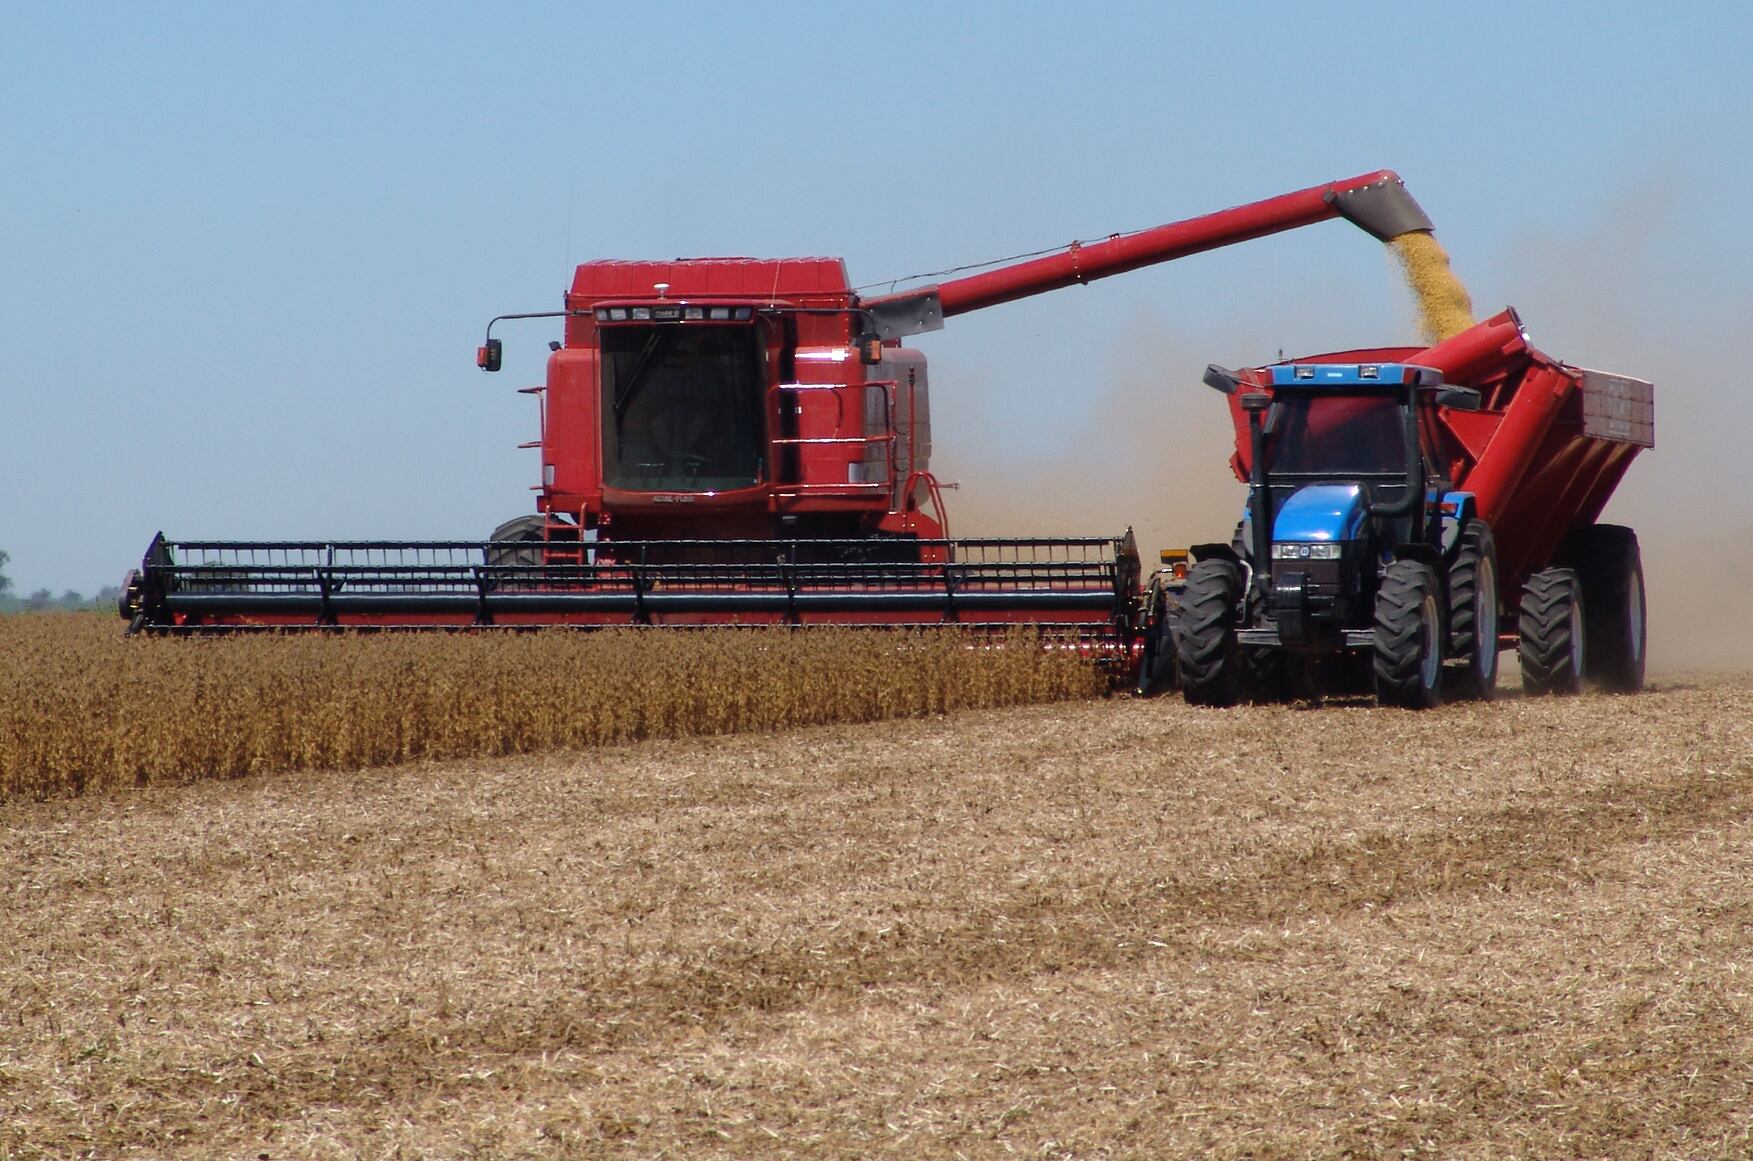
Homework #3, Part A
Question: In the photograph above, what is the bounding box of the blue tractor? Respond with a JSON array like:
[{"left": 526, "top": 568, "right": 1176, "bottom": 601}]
[{"left": 1168, "top": 361, "right": 1493, "bottom": 709}]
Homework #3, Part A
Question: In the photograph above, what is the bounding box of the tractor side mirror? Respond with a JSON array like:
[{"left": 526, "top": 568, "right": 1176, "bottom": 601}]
[
  {"left": 477, "top": 338, "right": 503, "bottom": 373},
  {"left": 1431, "top": 385, "right": 1482, "bottom": 411},
  {"left": 1203, "top": 364, "right": 1240, "bottom": 395},
  {"left": 1238, "top": 391, "right": 1272, "bottom": 413}
]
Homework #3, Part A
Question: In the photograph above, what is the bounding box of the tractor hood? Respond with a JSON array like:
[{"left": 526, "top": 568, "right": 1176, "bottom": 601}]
[{"left": 1271, "top": 484, "right": 1367, "bottom": 543}]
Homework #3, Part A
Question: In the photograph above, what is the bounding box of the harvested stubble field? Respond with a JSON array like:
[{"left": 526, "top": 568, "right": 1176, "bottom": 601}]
[{"left": 3, "top": 659, "right": 1750, "bottom": 1159}]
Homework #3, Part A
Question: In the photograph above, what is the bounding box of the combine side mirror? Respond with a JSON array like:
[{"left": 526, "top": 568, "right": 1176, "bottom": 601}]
[
  {"left": 1431, "top": 385, "right": 1482, "bottom": 411},
  {"left": 476, "top": 338, "right": 503, "bottom": 373},
  {"left": 1203, "top": 364, "right": 1241, "bottom": 395}
]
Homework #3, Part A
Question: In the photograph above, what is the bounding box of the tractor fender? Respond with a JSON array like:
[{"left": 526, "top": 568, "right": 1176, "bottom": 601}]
[
  {"left": 1189, "top": 542, "right": 1241, "bottom": 566},
  {"left": 1438, "top": 491, "right": 1477, "bottom": 559},
  {"left": 1390, "top": 543, "right": 1442, "bottom": 569}
]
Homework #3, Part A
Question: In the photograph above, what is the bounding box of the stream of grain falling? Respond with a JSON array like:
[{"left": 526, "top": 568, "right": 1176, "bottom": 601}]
[{"left": 1390, "top": 230, "right": 1475, "bottom": 343}]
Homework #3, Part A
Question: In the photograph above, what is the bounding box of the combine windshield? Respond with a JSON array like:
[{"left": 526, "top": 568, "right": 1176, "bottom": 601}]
[
  {"left": 601, "top": 324, "right": 765, "bottom": 491},
  {"left": 1267, "top": 392, "right": 1408, "bottom": 476}
]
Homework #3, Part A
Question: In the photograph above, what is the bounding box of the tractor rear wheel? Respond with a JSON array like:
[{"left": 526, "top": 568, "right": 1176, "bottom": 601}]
[
  {"left": 1446, "top": 519, "right": 1500, "bottom": 700},
  {"left": 1564, "top": 524, "right": 1646, "bottom": 691},
  {"left": 1176, "top": 559, "right": 1242, "bottom": 707},
  {"left": 1518, "top": 567, "right": 1586, "bottom": 695},
  {"left": 1374, "top": 559, "right": 1445, "bottom": 709}
]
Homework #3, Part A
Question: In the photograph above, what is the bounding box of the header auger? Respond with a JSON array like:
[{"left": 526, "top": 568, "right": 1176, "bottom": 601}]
[{"left": 122, "top": 171, "right": 1444, "bottom": 661}]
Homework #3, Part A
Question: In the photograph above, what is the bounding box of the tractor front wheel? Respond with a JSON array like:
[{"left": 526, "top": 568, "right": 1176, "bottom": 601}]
[
  {"left": 1374, "top": 559, "right": 1445, "bottom": 709},
  {"left": 1519, "top": 567, "right": 1586, "bottom": 695},
  {"left": 1176, "top": 559, "right": 1242, "bottom": 707}
]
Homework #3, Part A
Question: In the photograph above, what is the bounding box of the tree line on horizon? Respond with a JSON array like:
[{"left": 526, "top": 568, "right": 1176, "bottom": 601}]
[{"left": 0, "top": 549, "right": 122, "bottom": 614}]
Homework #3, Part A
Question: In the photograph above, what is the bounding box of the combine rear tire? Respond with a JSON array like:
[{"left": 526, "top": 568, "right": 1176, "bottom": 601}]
[
  {"left": 1176, "top": 560, "right": 1242, "bottom": 707},
  {"left": 1518, "top": 567, "right": 1585, "bottom": 695},
  {"left": 1446, "top": 519, "right": 1500, "bottom": 700},
  {"left": 1374, "top": 559, "right": 1444, "bottom": 709},
  {"left": 1564, "top": 524, "right": 1646, "bottom": 692},
  {"left": 1134, "top": 578, "right": 1180, "bottom": 697}
]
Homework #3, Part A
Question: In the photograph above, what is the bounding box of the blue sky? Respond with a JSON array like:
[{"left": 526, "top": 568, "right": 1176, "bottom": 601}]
[{"left": 5, "top": 2, "right": 1750, "bottom": 604}]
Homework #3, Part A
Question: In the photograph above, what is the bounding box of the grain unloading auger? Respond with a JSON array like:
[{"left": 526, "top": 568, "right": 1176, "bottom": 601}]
[{"left": 121, "top": 170, "right": 1441, "bottom": 653}]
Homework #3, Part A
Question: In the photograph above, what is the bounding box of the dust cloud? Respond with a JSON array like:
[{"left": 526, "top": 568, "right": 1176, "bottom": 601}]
[
  {"left": 1489, "top": 181, "right": 1753, "bottom": 674},
  {"left": 940, "top": 187, "right": 1752, "bottom": 676},
  {"left": 937, "top": 322, "right": 1248, "bottom": 569}
]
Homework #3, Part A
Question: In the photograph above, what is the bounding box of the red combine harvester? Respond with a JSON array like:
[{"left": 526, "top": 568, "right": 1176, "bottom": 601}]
[
  {"left": 120, "top": 170, "right": 1439, "bottom": 654},
  {"left": 1144, "top": 308, "right": 1655, "bottom": 706}
]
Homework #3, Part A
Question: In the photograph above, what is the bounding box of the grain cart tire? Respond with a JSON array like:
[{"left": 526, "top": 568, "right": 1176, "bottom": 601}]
[
  {"left": 1446, "top": 519, "right": 1500, "bottom": 700},
  {"left": 487, "top": 514, "right": 548, "bottom": 569},
  {"left": 1374, "top": 559, "right": 1445, "bottom": 709},
  {"left": 1518, "top": 567, "right": 1586, "bottom": 695},
  {"left": 1134, "top": 578, "right": 1180, "bottom": 697},
  {"left": 1176, "top": 559, "right": 1242, "bottom": 707},
  {"left": 1564, "top": 525, "right": 1646, "bottom": 692}
]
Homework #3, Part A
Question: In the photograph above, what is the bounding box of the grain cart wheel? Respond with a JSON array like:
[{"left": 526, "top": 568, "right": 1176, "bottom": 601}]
[
  {"left": 1446, "top": 519, "right": 1500, "bottom": 700},
  {"left": 1518, "top": 567, "right": 1586, "bottom": 695},
  {"left": 1176, "top": 559, "right": 1242, "bottom": 707},
  {"left": 1134, "top": 577, "right": 1180, "bottom": 697},
  {"left": 1374, "top": 559, "right": 1445, "bottom": 709},
  {"left": 486, "top": 514, "right": 548, "bottom": 569},
  {"left": 1565, "top": 525, "right": 1646, "bottom": 692}
]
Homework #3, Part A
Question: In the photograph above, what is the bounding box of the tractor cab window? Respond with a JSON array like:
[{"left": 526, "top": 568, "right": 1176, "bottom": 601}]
[
  {"left": 601, "top": 324, "right": 765, "bottom": 491},
  {"left": 1267, "top": 392, "right": 1407, "bottom": 476}
]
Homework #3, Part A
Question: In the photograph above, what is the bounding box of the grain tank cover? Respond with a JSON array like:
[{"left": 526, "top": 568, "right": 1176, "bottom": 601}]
[{"left": 567, "top": 258, "right": 851, "bottom": 305}]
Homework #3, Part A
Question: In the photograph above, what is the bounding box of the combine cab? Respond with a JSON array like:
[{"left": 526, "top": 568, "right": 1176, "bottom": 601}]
[{"left": 122, "top": 170, "right": 1451, "bottom": 662}]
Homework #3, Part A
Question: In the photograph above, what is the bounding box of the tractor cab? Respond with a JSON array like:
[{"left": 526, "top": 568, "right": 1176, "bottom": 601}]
[{"left": 1204, "top": 361, "right": 1482, "bottom": 649}]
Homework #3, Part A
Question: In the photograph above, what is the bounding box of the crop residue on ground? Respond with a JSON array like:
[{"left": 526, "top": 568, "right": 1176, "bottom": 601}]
[{"left": 3, "top": 674, "right": 1750, "bottom": 1157}]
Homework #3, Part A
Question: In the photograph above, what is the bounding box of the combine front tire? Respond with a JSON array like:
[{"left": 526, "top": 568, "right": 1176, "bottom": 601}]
[
  {"left": 1565, "top": 524, "right": 1646, "bottom": 692},
  {"left": 1446, "top": 519, "right": 1500, "bottom": 700},
  {"left": 1518, "top": 567, "right": 1586, "bottom": 695},
  {"left": 1374, "top": 559, "right": 1445, "bottom": 709},
  {"left": 1134, "top": 578, "right": 1180, "bottom": 697},
  {"left": 1176, "top": 560, "right": 1242, "bottom": 707},
  {"left": 487, "top": 514, "right": 547, "bottom": 569}
]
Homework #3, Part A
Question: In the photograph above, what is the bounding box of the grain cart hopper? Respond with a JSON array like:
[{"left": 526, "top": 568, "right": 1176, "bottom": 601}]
[
  {"left": 1162, "top": 308, "right": 1653, "bottom": 707},
  {"left": 120, "top": 170, "right": 1444, "bottom": 657}
]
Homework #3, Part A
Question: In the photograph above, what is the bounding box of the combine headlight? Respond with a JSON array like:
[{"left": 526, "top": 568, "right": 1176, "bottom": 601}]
[{"left": 1272, "top": 542, "right": 1343, "bottom": 560}]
